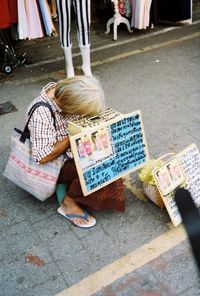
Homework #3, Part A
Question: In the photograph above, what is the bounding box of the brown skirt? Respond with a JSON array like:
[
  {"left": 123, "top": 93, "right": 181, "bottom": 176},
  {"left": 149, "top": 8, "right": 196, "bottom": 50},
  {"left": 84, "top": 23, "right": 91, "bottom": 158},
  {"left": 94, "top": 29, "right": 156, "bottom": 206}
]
[{"left": 57, "top": 159, "right": 125, "bottom": 212}]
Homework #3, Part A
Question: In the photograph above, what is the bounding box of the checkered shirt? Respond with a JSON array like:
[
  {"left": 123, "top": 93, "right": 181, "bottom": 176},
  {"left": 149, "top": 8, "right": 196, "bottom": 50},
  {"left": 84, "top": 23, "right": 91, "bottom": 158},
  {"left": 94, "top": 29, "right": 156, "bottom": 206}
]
[{"left": 26, "top": 82, "right": 73, "bottom": 162}]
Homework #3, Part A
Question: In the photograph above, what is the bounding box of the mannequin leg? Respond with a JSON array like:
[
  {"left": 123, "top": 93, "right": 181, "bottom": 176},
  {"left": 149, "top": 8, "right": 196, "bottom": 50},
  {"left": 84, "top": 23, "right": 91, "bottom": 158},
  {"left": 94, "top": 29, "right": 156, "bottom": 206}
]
[
  {"left": 56, "top": 0, "right": 74, "bottom": 77},
  {"left": 73, "top": 0, "right": 92, "bottom": 76},
  {"left": 63, "top": 46, "right": 75, "bottom": 77},
  {"left": 80, "top": 45, "right": 92, "bottom": 76}
]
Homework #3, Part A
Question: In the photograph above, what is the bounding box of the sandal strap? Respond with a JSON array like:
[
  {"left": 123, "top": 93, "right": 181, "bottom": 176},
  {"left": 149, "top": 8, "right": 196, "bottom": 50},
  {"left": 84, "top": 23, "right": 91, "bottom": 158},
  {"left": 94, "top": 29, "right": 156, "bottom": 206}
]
[{"left": 64, "top": 212, "right": 89, "bottom": 221}]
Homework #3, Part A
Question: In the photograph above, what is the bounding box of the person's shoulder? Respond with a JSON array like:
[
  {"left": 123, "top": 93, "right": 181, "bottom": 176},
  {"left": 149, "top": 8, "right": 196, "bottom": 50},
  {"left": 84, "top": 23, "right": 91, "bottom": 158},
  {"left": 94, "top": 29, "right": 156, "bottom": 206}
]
[{"left": 26, "top": 96, "right": 44, "bottom": 111}]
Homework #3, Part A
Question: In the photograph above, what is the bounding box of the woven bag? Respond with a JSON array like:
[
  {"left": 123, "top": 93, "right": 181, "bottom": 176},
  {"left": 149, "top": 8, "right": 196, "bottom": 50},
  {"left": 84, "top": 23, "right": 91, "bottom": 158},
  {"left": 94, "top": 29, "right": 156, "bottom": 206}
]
[{"left": 3, "top": 102, "right": 64, "bottom": 201}]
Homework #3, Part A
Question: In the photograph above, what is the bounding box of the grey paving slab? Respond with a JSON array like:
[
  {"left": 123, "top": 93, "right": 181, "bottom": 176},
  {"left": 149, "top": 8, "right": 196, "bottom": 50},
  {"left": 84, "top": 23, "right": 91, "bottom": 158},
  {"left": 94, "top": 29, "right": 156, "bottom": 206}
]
[
  {"left": 46, "top": 230, "right": 87, "bottom": 262},
  {"left": 93, "top": 241, "right": 200, "bottom": 296},
  {"left": 58, "top": 249, "right": 95, "bottom": 287},
  {"left": 1, "top": 221, "right": 41, "bottom": 261}
]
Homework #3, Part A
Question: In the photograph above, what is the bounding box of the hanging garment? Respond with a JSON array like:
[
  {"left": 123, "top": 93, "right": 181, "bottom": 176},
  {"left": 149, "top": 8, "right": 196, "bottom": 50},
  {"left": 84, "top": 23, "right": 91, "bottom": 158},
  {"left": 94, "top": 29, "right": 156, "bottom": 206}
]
[
  {"left": 17, "top": 0, "right": 29, "bottom": 39},
  {"left": 24, "top": 0, "right": 44, "bottom": 39},
  {"left": 131, "top": 0, "right": 152, "bottom": 29},
  {"left": 0, "top": 0, "right": 18, "bottom": 29},
  {"left": 157, "top": 0, "right": 191, "bottom": 22},
  {"left": 124, "top": 0, "right": 131, "bottom": 17},
  {"left": 8, "top": 0, "right": 18, "bottom": 24},
  {"left": 17, "top": 0, "right": 44, "bottom": 40},
  {"left": 38, "top": 0, "right": 56, "bottom": 36},
  {"left": 118, "top": 0, "right": 125, "bottom": 15}
]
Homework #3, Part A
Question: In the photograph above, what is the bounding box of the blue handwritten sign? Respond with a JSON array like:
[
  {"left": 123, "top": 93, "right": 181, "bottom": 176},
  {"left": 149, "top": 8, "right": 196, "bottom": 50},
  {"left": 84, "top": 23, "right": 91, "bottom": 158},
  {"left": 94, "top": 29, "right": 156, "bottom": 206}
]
[{"left": 70, "top": 111, "right": 149, "bottom": 195}]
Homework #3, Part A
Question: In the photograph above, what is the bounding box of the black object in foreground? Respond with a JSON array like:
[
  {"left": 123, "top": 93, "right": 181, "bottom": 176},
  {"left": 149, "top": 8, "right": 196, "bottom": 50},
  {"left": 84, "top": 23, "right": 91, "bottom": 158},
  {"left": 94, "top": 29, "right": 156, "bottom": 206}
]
[{"left": 175, "top": 188, "right": 200, "bottom": 272}]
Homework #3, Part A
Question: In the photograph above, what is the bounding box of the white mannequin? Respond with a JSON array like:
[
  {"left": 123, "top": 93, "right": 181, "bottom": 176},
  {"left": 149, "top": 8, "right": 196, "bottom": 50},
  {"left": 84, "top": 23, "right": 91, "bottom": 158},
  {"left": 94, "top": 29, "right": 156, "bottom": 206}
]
[{"left": 56, "top": 0, "right": 92, "bottom": 77}]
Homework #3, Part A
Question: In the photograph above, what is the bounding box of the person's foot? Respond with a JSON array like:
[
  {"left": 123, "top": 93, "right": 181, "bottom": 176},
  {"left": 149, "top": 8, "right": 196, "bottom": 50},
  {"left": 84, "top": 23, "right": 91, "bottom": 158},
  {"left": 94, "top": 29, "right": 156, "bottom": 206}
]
[{"left": 59, "top": 196, "right": 96, "bottom": 228}]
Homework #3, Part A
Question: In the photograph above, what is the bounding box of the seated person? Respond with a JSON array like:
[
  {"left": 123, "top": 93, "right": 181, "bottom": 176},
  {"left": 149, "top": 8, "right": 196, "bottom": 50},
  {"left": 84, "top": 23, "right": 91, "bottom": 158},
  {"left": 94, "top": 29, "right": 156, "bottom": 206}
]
[{"left": 26, "top": 76, "right": 125, "bottom": 228}]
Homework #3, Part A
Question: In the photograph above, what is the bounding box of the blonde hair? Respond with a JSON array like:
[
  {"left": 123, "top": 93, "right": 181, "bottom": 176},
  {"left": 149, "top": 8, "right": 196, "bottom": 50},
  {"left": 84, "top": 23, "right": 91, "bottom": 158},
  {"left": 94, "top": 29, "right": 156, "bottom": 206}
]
[{"left": 54, "top": 76, "right": 105, "bottom": 116}]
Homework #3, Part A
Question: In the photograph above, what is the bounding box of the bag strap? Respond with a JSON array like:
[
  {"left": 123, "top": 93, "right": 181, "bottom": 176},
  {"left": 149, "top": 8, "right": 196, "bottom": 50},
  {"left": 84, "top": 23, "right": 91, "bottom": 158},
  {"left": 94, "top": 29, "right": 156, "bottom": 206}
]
[{"left": 19, "top": 102, "right": 56, "bottom": 143}]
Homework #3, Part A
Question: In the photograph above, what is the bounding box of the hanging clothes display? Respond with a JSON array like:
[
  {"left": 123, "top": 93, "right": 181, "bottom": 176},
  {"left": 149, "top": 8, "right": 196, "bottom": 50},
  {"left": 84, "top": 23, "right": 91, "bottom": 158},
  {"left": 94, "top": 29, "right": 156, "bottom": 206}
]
[
  {"left": 157, "top": 0, "right": 192, "bottom": 23},
  {"left": 17, "top": 0, "right": 30, "bottom": 39},
  {"left": 17, "top": 0, "right": 43, "bottom": 39},
  {"left": 38, "top": 0, "right": 56, "bottom": 36},
  {"left": 24, "top": 0, "right": 44, "bottom": 39},
  {"left": 130, "top": 0, "right": 152, "bottom": 29},
  {"left": 0, "top": 0, "right": 18, "bottom": 29},
  {"left": 17, "top": 0, "right": 56, "bottom": 40},
  {"left": 118, "top": 0, "right": 125, "bottom": 15},
  {"left": 124, "top": 0, "right": 131, "bottom": 17},
  {"left": 118, "top": 0, "right": 131, "bottom": 17}
]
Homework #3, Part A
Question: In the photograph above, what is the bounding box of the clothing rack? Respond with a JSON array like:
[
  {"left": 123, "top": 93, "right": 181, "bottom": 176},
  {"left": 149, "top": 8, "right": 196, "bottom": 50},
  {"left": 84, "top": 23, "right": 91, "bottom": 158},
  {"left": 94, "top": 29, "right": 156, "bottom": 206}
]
[
  {"left": 0, "top": 28, "right": 30, "bottom": 75},
  {"left": 0, "top": 0, "right": 55, "bottom": 75},
  {"left": 105, "top": 0, "right": 133, "bottom": 40}
]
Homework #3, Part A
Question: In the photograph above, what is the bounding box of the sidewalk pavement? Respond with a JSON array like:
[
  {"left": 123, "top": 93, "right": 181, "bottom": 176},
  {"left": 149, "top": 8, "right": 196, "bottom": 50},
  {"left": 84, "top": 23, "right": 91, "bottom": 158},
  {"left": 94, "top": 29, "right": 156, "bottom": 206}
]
[
  {"left": 1, "top": 5, "right": 200, "bottom": 296},
  {"left": 58, "top": 227, "right": 200, "bottom": 296}
]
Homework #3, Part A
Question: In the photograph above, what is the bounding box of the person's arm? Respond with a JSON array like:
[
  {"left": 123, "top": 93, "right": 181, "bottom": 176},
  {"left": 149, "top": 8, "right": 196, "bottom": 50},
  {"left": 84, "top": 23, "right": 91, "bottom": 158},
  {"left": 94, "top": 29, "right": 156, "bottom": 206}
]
[
  {"left": 39, "top": 137, "right": 70, "bottom": 164},
  {"left": 29, "top": 106, "right": 70, "bottom": 164}
]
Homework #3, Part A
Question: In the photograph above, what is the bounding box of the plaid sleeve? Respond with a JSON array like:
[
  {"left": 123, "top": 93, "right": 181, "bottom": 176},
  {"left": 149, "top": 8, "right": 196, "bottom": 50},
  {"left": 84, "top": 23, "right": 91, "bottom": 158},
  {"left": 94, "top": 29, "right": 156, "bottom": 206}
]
[{"left": 29, "top": 106, "right": 57, "bottom": 162}]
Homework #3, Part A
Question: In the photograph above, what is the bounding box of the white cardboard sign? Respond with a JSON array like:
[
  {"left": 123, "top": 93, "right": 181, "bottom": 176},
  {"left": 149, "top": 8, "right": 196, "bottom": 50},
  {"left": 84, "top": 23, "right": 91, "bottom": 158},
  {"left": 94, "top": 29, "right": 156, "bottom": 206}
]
[{"left": 70, "top": 110, "right": 149, "bottom": 195}]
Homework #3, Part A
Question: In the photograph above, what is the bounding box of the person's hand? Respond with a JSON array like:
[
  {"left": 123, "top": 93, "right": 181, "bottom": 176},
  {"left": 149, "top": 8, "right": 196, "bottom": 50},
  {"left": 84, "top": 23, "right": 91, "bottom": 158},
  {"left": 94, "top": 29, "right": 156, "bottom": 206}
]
[{"left": 39, "top": 137, "right": 70, "bottom": 164}]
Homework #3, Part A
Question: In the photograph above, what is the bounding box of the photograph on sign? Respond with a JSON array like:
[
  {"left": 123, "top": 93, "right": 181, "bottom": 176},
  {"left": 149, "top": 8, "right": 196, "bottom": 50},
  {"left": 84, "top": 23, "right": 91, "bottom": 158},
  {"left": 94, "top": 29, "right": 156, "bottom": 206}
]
[
  {"left": 70, "top": 111, "right": 149, "bottom": 195},
  {"left": 152, "top": 143, "right": 200, "bottom": 227},
  {"left": 75, "top": 127, "right": 114, "bottom": 171},
  {"left": 153, "top": 157, "right": 186, "bottom": 227},
  {"left": 154, "top": 158, "right": 185, "bottom": 196}
]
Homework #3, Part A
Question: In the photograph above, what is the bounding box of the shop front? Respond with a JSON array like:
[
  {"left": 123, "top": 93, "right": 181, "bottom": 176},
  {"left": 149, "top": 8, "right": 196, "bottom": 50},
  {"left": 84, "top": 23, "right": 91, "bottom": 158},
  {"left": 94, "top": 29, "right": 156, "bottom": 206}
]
[{"left": 0, "top": 0, "right": 195, "bottom": 76}]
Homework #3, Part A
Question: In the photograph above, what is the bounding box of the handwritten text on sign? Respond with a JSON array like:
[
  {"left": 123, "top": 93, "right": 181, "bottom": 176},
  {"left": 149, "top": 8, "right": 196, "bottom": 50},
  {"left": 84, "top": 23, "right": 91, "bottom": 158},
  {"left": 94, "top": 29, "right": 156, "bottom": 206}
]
[
  {"left": 152, "top": 143, "right": 200, "bottom": 227},
  {"left": 177, "top": 144, "right": 200, "bottom": 206},
  {"left": 80, "top": 112, "right": 148, "bottom": 194}
]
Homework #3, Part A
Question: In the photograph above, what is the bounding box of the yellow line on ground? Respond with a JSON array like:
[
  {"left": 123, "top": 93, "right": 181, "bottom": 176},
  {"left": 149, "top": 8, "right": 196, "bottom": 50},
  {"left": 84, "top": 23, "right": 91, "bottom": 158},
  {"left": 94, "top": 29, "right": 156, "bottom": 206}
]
[
  {"left": 56, "top": 225, "right": 187, "bottom": 296},
  {"left": 87, "top": 31, "right": 200, "bottom": 68}
]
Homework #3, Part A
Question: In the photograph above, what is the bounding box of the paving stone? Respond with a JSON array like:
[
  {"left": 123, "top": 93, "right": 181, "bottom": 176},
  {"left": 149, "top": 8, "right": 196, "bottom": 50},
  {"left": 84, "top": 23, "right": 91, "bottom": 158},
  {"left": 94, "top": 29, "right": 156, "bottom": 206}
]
[
  {"left": 95, "top": 268, "right": 172, "bottom": 296},
  {"left": 161, "top": 241, "right": 191, "bottom": 263},
  {"left": 58, "top": 249, "right": 94, "bottom": 286},
  {"left": 178, "top": 286, "right": 200, "bottom": 296},
  {"left": 27, "top": 276, "right": 67, "bottom": 296},
  {"left": 47, "top": 230, "right": 84, "bottom": 262},
  {"left": 1, "top": 275, "right": 67, "bottom": 296},
  {"left": 24, "top": 243, "right": 54, "bottom": 265},
  {"left": 81, "top": 229, "right": 122, "bottom": 270},
  {"left": 0, "top": 202, "right": 27, "bottom": 230},
  {"left": 72, "top": 220, "right": 104, "bottom": 239},
  {"left": 0, "top": 259, "right": 33, "bottom": 294},
  {"left": 31, "top": 213, "right": 71, "bottom": 242},
  {"left": 24, "top": 261, "right": 62, "bottom": 288},
  {"left": 149, "top": 251, "right": 199, "bottom": 294},
  {"left": 0, "top": 221, "right": 41, "bottom": 261},
  {"left": 109, "top": 216, "right": 168, "bottom": 256}
]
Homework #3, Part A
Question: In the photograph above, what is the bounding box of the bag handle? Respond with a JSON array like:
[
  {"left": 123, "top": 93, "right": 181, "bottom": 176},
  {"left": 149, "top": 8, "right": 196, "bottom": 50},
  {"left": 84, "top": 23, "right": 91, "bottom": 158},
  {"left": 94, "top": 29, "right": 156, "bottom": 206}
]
[
  {"left": 144, "top": 153, "right": 175, "bottom": 184},
  {"left": 19, "top": 102, "right": 56, "bottom": 143}
]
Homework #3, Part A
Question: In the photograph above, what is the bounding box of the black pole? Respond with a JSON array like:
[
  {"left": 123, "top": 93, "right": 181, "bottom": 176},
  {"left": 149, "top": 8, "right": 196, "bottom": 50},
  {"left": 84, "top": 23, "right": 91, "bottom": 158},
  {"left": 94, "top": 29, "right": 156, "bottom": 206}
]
[{"left": 175, "top": 188, "right": 200, "bottom": 274}]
